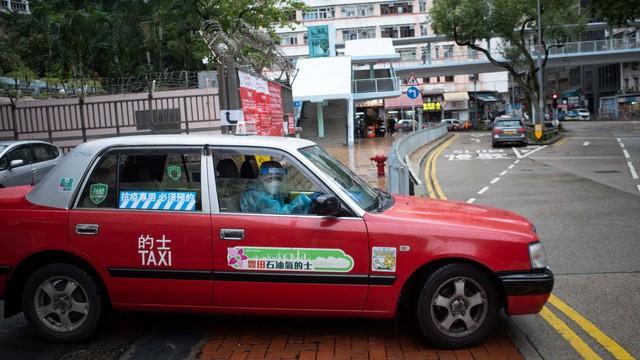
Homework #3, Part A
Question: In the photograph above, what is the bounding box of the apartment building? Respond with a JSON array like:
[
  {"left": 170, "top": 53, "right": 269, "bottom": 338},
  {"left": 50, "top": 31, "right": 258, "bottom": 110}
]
[{"left": 274, "top": 0, "right": 509, "bottom": 125}]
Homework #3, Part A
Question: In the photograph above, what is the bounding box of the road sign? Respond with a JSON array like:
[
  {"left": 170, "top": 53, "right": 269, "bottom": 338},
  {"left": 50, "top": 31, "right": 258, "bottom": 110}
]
[
  {"left": 439, "top": 101, "right": 448, "bottom": 109},
  {"left": 407, "top": 86, "right": 420, "bottom": 99},
  {"left": 407, "top": 73, "right": 418, "bottom": 86},
  {"left": 221, "top": 109, "right": 243, "bottom": 125}
]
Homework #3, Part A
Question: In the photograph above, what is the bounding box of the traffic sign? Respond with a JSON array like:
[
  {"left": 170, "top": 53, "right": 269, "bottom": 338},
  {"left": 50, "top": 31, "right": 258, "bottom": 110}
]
[
  {"left": 407, "top": 86, "right": 420, "bottom": 99},
  {"left": 407, "top": 73, "right": 418, "bottom": 86}
]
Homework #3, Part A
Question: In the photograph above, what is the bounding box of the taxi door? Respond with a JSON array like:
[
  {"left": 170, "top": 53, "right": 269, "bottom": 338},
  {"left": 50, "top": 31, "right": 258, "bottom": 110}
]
[
  {"left": 210, "top": 150, "right": 370, "bottom": 312},
  {"left": 68, "top": 148, "right": 213, "bottom": 306}
]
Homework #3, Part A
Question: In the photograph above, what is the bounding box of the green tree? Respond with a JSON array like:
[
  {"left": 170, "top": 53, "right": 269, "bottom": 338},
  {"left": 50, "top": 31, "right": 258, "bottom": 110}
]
[
  {"left": 429, "top": 0, "right": 587, "bottom": 125},
  {"left": 589, "top": 0, "right": 640, "bottom": 27}
]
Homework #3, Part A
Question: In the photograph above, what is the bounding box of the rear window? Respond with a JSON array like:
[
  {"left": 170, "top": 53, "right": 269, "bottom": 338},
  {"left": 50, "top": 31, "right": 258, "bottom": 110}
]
[{"left": 496, "top": 120, "right": 523, "bottom": 127}]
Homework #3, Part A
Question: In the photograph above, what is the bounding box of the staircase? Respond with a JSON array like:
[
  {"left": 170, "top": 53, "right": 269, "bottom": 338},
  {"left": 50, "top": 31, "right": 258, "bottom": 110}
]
[{"left": 298, "top": 100, "right": 349, "bottom": 146}]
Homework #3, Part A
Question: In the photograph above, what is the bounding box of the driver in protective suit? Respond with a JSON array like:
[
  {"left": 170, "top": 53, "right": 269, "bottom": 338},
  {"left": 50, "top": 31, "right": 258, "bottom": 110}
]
[{"left": 240, "top": 161, "right": 319, "bottom": 214}]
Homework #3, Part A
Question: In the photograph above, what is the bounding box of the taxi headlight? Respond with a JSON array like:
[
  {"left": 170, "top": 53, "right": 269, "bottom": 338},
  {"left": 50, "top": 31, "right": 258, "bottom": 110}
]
[{"left": 528, "top": 242, "right": 548, "bottom": 269}]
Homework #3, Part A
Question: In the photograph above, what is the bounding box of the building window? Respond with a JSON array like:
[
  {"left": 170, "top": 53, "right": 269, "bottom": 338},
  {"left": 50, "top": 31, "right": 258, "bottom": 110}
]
[
  {"left": 286, "top": 10, "right": 297, "bottom": 22},
  {"left": 423, "top": 77, "right": 430, "bottom": 83},
  {"left": 342, "top": 27, "right": 376, "bottom": 41},
  {"left": 419, "top": 1, "right": 427, "bottom": 12},
  {"left": 279, "top": 33, "right": 299, "bottom": 46},
  {"left": 381, "top": 26, "right": 399, "bottom": 38},
  {"left": 302, "top": 7, "right": 335, "bottom": 20},
  {"left": 342, "top": 5, "right": 356, "bottom": 17},
  {"left": 420, "top": 24, "right": 429, "bottom": 36},
  {"left": 443, "top": 45, "right": 453, "bottom": 58},
  {"left": 396, "top": 48, "right": 416, "bottom": 60},
  {"left": 380, "top": 2, "right": 413, "bottom": 15},
  {"left": 445, "top": 75, "right": 454, "bottom": 82},
  {"left": 359, "top": 4, "right": 374, "bottom": 16},
  {"left": 399, "top": 25, "right": 415, "bottom": 38}
]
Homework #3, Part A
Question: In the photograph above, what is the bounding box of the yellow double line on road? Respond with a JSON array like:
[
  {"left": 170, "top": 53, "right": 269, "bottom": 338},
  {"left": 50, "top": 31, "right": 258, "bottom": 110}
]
[
  {"left": 424, "top": 133, "right": 458, "bottom": 200},
  {"left": 422, "top": 135, "right": 634, "bottom": 359},
  {"left": 542, "top": 295, "right": 634, "bottom": 360}
]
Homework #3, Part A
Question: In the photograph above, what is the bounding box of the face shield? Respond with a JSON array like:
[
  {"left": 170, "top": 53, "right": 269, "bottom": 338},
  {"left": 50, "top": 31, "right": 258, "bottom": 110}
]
[{"left": 260, "top": 165, "right": 287, "bottom": 195}]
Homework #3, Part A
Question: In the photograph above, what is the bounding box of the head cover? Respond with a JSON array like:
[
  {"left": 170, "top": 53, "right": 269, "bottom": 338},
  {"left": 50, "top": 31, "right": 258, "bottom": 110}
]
[{"left": 259, "top": 161, "right": 287, "bottom": 194}]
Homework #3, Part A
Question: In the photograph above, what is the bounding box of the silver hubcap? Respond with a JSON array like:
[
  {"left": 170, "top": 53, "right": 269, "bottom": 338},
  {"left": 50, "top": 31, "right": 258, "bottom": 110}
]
[
  {"left": 34, "top": 276, "right": 90, "bottom": 333},
  {"left": 431, "top": 277, "right": 488, "bottom": 337}
]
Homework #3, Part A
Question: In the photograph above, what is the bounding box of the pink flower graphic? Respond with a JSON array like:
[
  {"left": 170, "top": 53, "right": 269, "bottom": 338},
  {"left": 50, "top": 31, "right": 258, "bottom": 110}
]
[{"left": 228, "top": 248, "right": 248, "bottom": 268}]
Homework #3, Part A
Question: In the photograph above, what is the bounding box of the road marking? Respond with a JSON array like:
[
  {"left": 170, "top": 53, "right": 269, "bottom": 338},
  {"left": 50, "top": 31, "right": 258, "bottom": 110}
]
[
  {"left": 540, "top": 306, "right": 603, "bottom": 360},
  {"left": 622, "top": 149, "right": 630, "bottom": 159},
  {"left": 424, "top": 134, "right": 459, "bottom": 200},
  {"left": 628, "top": 162, "right": 638, "bottom": 179},
  {"left": 508, "top": 164, "right": 515, "bottom": 169},
  {"left": 499, "top": 170, "right": 508, "bottom": 176},
  {"left": 490, "top": 177, "right": 500, "bottom": 184},
  {"left": 477, "top": 186, "right": 489, "bottom": 194},
  {"left": 514, "top": 145, "right": 548, "bottom": 159},
  {"left": 616, "top": 138, "right": 625, "bottom": 148},
  {"left": 583, "top": 141, "right": 591, "bottom": 146},
  {"left": 637, "top": 185, "right": 640, "bottom": 193},
  {"left": 548, "top": 295, "right": 635, "bottom": 360},
  {"left": 466, "top": 198, "right": 476, "bottom": 203},
  {"left": 554, "top": 137, "right": 569, "bottom": 146}
]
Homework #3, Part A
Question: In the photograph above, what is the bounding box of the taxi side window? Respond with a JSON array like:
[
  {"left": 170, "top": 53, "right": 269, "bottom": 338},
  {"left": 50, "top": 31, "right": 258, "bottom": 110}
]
[
  {"left": 77, "top": 149, "right": 202, "bottom": 211},
  {"left": 213, "top": 149, "right": 322, "bottom": 215}
]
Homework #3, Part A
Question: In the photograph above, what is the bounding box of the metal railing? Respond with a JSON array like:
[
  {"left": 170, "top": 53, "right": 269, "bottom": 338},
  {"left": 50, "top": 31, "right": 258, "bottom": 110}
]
[
  {"left": 388, "top": 123, "right": 448, "bottom": 195},
  {"left": 0, "top": 89, "right": 222, "bottom": 153},
  {"left": 393, "top": 38, "right": 640, "bottom": 68},
  {"left": 352, "top": 76, "right": 399, "bottom": 93}
]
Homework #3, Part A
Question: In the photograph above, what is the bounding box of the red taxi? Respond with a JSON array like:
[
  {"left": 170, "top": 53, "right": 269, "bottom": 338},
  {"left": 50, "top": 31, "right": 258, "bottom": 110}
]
[{"left": 0, "top": 135, "right": 553, "bottom": 348}]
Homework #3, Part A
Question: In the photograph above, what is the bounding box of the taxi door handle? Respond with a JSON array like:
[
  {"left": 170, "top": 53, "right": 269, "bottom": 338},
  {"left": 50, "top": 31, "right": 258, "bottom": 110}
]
[
  {"left": 220, "top": 229, "right": 244, "bottom": 240},
  {"left": 76, "top": 224, "right": 99, "bottom": 235}
]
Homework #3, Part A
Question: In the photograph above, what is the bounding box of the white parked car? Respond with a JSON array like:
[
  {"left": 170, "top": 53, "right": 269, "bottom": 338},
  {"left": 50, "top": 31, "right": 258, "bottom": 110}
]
[
  {"left": 577, "top": 108, "right": 591, "bottom": 121},
  {"left": 0, "top": 140, "right": 63, "bottom": 187}
]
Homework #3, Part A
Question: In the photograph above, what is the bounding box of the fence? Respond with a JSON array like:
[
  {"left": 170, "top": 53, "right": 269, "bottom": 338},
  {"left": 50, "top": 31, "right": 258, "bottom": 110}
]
[
  {"left": 387, "top": 124, "right": 448, "bottom": 195},
  {"left": 0, "top": 88, "right": 222, "bottom": 153}
]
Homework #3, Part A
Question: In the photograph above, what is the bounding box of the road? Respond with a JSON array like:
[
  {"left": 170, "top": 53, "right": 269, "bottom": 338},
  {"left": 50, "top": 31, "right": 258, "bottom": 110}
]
[
  {"left": 426, "top": 121, "right": 640, "bottom": 359},
  {"left": 1, "top": 121, "right": 638, "bottom": 359}
]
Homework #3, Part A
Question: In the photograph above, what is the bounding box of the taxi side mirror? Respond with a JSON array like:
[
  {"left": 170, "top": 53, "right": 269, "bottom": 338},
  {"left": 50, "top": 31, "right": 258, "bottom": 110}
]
[{"left": 313, "top": 194, "right": 341, "bottom": 216}]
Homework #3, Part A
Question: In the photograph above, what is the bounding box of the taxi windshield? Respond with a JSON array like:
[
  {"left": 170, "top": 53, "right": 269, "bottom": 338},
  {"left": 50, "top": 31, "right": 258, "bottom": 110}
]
[{"left": 299, "top": 145, "right": 379, "bottom": 211}]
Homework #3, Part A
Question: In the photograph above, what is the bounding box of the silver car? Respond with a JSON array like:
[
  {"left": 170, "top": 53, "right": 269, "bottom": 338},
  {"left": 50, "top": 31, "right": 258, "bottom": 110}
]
[
  {"left": 491, "top": 118, "right": 528, "bottom": 148},
  {"left": 0, "top": 140, "right": 63, "bottom": 187}
]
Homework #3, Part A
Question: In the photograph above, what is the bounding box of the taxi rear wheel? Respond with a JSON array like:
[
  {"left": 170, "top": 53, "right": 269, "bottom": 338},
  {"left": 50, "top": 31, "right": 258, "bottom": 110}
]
[
  {"left": 22, "top": 263, "right": 104, "bottom": 343},
  {"left": 416, "top": 263, "right": 499, "bottom": 349}
]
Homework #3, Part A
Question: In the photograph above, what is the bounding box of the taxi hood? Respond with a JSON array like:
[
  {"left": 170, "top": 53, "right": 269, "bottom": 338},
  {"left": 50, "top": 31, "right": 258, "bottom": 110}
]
[{"left": 386, "top": 194, "right": 536, "bottom": 239}]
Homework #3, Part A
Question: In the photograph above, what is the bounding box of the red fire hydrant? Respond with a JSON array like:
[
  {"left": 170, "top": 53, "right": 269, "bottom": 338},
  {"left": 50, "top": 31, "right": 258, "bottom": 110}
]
[{"left": 370, "top": 153, "right": 387, "bottom": 177}]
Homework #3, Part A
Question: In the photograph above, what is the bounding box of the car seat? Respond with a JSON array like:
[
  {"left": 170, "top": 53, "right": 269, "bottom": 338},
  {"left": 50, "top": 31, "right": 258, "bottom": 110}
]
[
  {"left": 240, "top": 156, "right": 259, "bottom": 179},
  {"left": 215, "top": 158, "right": 242, "bottom": 212}
]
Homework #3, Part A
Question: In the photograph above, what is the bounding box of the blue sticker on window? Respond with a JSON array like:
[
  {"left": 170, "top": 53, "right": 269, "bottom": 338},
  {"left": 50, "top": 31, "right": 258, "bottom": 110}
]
[{"left": 119, "top": 191, "right": 196, "bottom": 211}]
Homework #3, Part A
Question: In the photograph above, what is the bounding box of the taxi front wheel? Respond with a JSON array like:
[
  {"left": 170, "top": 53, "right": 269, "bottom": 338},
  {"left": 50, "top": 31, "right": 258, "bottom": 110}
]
[
  {"left": 22, "top": 263, "right": 104, "bottom": 343},
  {"left": 416, "top": 263, "right": 499, "bottom": 349}
]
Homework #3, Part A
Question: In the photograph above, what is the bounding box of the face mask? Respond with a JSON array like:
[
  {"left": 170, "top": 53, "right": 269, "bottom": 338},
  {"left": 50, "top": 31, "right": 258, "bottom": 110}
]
[{"left": 264, "top": 180, "right": 282, "bottom": 195}]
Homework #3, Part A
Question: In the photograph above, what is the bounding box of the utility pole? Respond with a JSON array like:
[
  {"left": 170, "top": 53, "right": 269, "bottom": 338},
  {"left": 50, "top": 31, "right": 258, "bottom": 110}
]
[{"left": 536, "top": 0, "right": 545, "bottom": 137}]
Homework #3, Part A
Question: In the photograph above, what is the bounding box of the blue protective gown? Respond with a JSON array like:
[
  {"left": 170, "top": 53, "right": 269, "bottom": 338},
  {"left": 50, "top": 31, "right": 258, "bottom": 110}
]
[{"left": 240, "top": 180, "right": 312, "bottom": 214}]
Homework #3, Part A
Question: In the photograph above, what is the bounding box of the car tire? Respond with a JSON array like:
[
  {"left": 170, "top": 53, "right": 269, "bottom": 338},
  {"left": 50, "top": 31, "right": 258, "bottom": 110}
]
[
  {"left": 415, "top": 264, "right": 499, "bottom": 349},
  {"left": 22, "top": 263, "right": 104, "bottom": 343},
  {"left": 492, "top": 142, "right": 497, "bottom": 148}
]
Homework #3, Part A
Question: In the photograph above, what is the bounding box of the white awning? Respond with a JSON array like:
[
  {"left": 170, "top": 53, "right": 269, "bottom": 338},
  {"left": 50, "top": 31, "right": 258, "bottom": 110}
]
[{"left": 443, "top": 92, "right": 470, "bottom": 102}]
